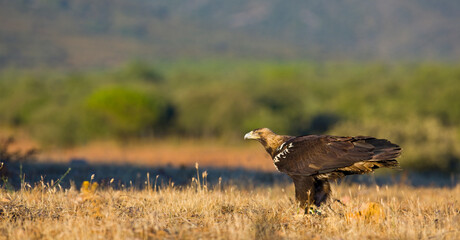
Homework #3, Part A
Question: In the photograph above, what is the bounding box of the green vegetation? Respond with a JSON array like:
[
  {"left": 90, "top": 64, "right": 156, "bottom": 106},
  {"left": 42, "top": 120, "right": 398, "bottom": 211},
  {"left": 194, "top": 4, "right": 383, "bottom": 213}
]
[{"left": 1, "top": 61, "right": 460, "bottom": 173}]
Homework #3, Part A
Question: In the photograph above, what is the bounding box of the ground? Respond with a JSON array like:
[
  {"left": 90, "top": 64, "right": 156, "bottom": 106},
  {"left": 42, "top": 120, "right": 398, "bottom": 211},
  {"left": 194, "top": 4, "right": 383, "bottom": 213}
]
[{"left": 1, "top": 180, "right": 459, "bottom": 239}]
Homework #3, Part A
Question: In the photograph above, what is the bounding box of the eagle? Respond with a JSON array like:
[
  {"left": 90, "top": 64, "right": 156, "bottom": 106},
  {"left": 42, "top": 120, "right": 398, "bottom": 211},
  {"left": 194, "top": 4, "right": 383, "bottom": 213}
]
[{"left": 244, "top": 128, "right": 401, "bottom": 212}]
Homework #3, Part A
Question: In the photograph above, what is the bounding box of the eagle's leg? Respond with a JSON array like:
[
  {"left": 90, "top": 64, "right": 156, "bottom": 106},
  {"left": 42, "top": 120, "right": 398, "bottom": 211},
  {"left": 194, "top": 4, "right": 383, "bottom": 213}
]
[
  {"left": 291, "top": 175, "right": 316, "bottom": 212},
  {"left": 291, "top": 175, "right": 332, "bottom": 214},
  {"left": 305, "top": 179, "right": 331, "bottom": 215},
  {"left": 313, "top": 178, "right": 331, "bottom": 207}
]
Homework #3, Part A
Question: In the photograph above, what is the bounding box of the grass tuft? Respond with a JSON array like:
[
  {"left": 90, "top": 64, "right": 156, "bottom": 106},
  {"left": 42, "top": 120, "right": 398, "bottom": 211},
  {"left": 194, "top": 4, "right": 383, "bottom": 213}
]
[{"left": 0, "top": 181, "right": 458, "bottom": 239}]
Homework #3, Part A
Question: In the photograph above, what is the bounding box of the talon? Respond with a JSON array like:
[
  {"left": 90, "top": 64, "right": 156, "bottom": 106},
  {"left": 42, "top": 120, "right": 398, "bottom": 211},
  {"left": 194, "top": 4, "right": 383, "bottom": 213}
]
[{"left": 305, "top": 206, "right": 322, "bottom": 215}]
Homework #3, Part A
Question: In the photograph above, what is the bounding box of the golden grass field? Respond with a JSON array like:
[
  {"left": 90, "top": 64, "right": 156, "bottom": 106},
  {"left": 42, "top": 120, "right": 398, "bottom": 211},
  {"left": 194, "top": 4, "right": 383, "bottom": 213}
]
[{"left": 1, "top": 177, "right": 459, "bottom": 240}]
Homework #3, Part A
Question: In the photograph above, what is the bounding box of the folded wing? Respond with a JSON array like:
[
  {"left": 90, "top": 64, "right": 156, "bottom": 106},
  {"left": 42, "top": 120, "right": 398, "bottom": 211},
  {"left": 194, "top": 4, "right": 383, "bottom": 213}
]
[{"left": 274, "top": 135, "right": 401, "bottom": 178}]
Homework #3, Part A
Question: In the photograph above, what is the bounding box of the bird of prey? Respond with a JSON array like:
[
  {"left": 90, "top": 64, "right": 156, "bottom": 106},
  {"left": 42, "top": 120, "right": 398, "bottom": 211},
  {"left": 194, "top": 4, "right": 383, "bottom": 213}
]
[{"left": 244, "top": 128, "right": 401, "bottom": 213}]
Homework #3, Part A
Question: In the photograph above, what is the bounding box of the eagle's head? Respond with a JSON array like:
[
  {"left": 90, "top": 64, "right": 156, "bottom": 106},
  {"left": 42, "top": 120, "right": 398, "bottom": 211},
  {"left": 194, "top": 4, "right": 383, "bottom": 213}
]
[
  {"left": 244, "top": 128, "right": 290, "bottom": 157},
  {"left": 244, "top": 128, "right": 274, "bottom": 141}
]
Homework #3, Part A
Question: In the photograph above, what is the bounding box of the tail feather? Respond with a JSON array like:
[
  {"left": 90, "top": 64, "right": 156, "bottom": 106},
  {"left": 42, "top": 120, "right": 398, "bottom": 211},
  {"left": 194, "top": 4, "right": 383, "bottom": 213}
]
[
  {"left": 370, "top": 159, "right": 400, "bottom": 169},
  {"left": 338, "top": 137, "right": 401, "bottom": 176},
  {"left": 314, "top": 137, "right": 401, "bottom": 180},
  {"left": 353, "top": 137, "right": 402, "bottom": 161}
]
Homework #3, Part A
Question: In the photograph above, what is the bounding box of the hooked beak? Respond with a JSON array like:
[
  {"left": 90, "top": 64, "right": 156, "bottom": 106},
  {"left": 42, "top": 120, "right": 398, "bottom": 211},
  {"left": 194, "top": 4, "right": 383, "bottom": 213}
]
[{"left": 244, "top": 131, "right": 259, "bottom": 140}]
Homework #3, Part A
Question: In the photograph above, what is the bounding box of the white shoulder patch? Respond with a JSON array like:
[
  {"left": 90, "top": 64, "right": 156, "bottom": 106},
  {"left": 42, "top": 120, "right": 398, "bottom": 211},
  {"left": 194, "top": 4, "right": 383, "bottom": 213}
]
[
  {"left": 273, "top": 142, "right": 294, "bottom": 163},
  {"left": 276, "top": 142, "right": 287, "bottom": 151}
]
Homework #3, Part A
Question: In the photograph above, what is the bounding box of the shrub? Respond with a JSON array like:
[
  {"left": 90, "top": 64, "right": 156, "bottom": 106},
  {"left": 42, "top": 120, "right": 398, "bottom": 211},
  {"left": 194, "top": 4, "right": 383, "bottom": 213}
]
[{"left": 84, "top": 86, "right": 167, "bottom": 139}]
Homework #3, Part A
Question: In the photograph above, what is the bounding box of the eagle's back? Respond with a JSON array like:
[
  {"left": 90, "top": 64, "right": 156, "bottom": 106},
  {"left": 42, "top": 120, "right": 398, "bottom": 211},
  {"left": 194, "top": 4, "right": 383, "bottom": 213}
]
[{"left": 271, "top": 135, "right": 401, "bottom": 177}]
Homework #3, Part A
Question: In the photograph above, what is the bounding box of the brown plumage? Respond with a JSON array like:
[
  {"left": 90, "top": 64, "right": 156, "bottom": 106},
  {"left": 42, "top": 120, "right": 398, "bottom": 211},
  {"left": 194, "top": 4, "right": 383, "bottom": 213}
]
[{"left": 244, "top": 128, "right": 401, "bottom": 212}]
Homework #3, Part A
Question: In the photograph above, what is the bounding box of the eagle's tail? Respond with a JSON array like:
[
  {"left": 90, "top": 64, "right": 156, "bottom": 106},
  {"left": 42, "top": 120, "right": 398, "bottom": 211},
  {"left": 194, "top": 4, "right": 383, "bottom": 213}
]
[
  {"left": 373, "top": 159, "right": 399, "bottom": 167},
  {"left": 352, "top": 137, "right": 401, "bottom": 161},
  {"left": 365, "top": 138, "right": 402, "bottom": 161},
  {"left": 337, "top": 137, "right": 402, "bottom": 175},
  {"left": 337, "top": 159, "right": 400, "bottom": 177}
]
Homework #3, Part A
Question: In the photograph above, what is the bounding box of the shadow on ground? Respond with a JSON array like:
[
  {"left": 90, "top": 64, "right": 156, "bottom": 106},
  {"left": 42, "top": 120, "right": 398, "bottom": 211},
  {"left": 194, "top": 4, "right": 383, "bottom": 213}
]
[{"left": 3, "top": 160, "right": 458, "bottom": 190}]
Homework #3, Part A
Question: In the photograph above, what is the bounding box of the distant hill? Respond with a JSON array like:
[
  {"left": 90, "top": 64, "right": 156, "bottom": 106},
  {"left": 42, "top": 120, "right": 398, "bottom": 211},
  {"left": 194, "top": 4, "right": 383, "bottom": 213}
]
[{"left": 1, "top": 0, "right": 459, "bottom": 69}]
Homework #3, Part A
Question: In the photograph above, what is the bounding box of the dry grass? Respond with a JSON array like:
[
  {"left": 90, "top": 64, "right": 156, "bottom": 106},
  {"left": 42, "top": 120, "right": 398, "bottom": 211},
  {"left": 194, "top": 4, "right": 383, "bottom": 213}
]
[{"left": 0, "top": 179, "right": 458, "bottom": 240}]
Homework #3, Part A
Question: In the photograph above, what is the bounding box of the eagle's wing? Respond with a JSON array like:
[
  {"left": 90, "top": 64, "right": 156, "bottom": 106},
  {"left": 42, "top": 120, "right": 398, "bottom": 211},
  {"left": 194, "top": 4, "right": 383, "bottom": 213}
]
[{"left": 273, "top": 135, "right": 401, "bottom": 176}]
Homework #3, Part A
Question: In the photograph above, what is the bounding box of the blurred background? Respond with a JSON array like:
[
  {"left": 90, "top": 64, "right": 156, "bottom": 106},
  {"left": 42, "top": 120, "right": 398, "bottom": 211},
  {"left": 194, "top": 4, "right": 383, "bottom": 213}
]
[{"left": 0, "top": 0, "right": 459, "bottom": 187}]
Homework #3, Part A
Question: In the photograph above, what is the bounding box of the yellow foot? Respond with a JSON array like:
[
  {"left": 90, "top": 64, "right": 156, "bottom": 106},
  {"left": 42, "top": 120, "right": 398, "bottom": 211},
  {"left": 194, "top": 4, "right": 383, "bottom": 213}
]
[{"left": 305, "top": 206, "right": 322, "bottom": 215}]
